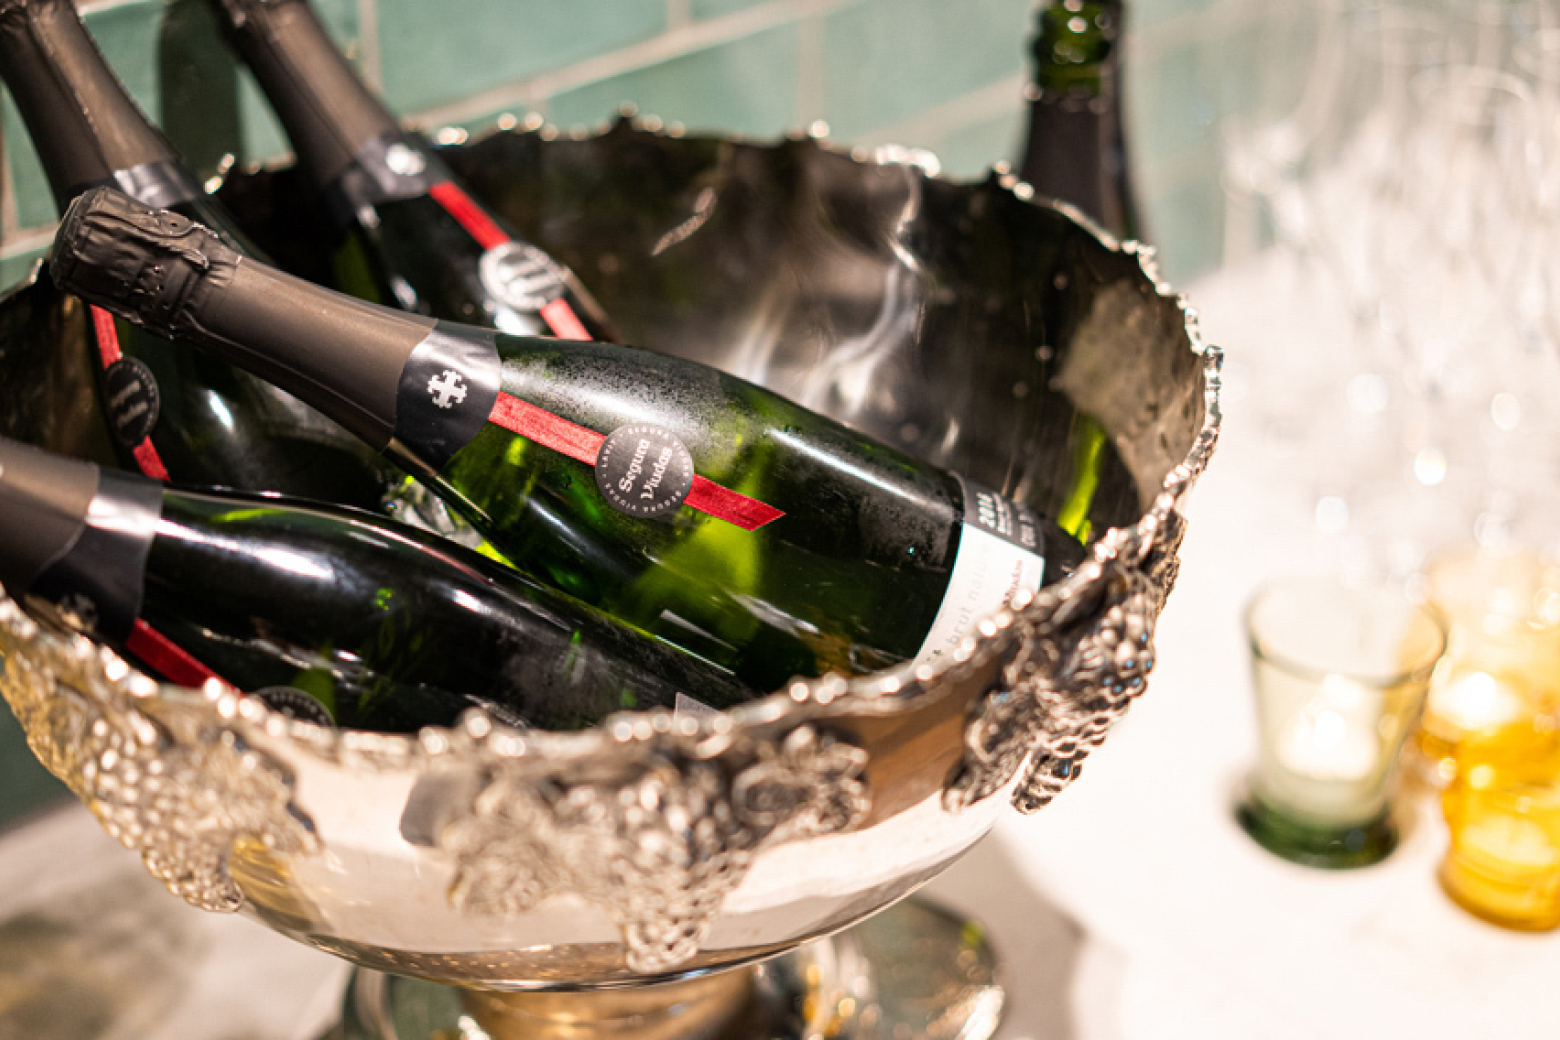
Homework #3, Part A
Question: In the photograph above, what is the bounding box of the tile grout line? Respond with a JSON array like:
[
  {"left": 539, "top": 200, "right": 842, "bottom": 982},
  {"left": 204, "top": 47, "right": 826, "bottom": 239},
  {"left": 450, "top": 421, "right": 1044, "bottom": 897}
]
[
  {"left": 76, "top": 0, "right": 154, "bottom": 15},
  {"left": 794, "top": 0, "right": 825, "bottom": 128},
  {"left": 0, "top": 119, "right": 16, "bottom": 245},
  {"left": 356, "top": 0, "right": 382, "bottom": 90},
  {"left": 850, "top": 73, "right": 1024, "bottom": 156},
  {"left": 406, "top": 0, "right": 852, "bottom": 131},
  {"left": 0, "top": 225, "right": 61, "bottom": 263}
]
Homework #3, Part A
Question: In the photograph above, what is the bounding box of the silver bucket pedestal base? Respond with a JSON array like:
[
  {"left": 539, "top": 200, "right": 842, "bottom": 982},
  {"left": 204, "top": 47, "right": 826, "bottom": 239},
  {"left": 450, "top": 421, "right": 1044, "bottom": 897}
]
[{"left": 335, "top": 898, "right": 1002, "bottom": 1040}]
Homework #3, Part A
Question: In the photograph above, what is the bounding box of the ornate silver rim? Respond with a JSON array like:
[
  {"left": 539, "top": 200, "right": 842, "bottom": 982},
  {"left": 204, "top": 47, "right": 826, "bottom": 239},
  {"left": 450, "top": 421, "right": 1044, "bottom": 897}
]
[{"left": 0, "top": 122, "right": 1222, "bottom": 976}]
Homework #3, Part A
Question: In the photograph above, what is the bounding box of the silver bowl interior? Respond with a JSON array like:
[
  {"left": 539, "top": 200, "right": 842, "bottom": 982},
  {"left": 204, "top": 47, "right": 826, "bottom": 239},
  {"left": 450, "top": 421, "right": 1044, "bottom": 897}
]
[{"left": 0, "top": 121, "right": 1219, "bottom": 989}]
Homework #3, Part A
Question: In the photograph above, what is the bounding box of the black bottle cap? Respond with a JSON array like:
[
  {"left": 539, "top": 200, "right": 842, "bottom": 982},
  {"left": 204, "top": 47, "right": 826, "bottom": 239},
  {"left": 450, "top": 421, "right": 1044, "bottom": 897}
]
[
  {"left": 50, "top": 186, "right": 237, "bottom": 341},
  {"left": 52, "top": 186, "right": 440, "bottom": 451},
  {"left": 0, "top": 436, "right": 101, "bottom": 600}
]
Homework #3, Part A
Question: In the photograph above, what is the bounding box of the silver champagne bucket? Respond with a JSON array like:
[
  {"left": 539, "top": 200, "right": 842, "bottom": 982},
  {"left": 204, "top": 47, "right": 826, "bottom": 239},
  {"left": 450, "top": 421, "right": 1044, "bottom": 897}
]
[{"left": 0, "top": 120, "right": 1221, "bottom": 1038}]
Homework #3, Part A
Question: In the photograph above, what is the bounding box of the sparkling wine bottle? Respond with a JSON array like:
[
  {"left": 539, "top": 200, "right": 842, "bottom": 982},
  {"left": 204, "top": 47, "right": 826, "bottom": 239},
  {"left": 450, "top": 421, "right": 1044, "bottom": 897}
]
[
  {"left": 1019, "top": 0, "right": 1144, "bottom": 240},
  {"left": 0, "top": 0, "right": 399, "bottom": 508},
  {"left": 54, "top": 188, "right": 1086, "bottom": 691},
  {"left": 205, "top": 0, "right": 616, "bottom": 341},
  {"left": 0, "top": 436, "right": 757, "bottom": 731}
]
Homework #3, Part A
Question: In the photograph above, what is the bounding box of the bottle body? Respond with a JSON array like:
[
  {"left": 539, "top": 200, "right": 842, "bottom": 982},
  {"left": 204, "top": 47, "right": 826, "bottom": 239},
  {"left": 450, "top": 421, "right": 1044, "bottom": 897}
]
[
  {"left": 424, "top": 335, "right": 1077, "bottom": 685},
  {"left": 0, "top": 0, "right": 401, "bottom": 507},
  {"left": 207, "top": 0, "right": 614, "bottom": 340},
  {"left": 1019, "top": 0, "right": 1143, "bottom": 241},
  {"left": 52, "top": 189, "right": 1087, "bottom": 692},
  {"left": 0, "top": 436, "right": 756, "bottom": 731},
  {"left": 330, "top": 146, "right": 617, "bottom": 341}
]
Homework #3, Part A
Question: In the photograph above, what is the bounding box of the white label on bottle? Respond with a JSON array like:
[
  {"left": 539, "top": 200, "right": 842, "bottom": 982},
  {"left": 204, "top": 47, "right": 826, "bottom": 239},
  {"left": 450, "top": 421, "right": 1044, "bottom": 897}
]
[
  {"left": 910, "top": 479, "right": 1046, "bottom": 671},
  {"left": 674, "top": 692, "right": 720, "bottom": 721}
]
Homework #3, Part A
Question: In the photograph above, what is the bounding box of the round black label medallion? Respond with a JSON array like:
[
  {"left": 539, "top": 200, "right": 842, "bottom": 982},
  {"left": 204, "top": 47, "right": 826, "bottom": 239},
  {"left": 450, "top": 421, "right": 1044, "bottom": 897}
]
[
  {"left": 478, "top": 241, "right": 567, "bottom": 313},
  {"left": 102, "top": 356, "right": 161, "bottom": 446},
  {"left": 594, "top": 424, "right": 695, "bottom": 519},
  {"left": 252, "top": 686, "right": 335, "bottom": 727}
]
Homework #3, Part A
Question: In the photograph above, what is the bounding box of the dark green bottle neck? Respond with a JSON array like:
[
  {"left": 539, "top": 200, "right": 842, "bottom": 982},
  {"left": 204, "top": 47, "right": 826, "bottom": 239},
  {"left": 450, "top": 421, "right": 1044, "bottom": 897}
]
[
  {"left": 208, "top": 0, "right": 417, "bottom": 199},
  {"left": 1020, "top": 0, "right": 1142, "bottom": 240},
  {"left": 1032, "top": 0, "right": 1119, "bottom": 97},
  {"left": 0, "top": 0, "right": 198, "bottom": 210}
]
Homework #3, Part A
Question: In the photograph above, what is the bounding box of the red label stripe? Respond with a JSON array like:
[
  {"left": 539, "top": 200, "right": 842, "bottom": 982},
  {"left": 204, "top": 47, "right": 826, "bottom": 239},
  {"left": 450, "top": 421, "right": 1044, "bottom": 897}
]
[
  {"left": 429, "top": 179, "right": 508, "bottom": 250},
  {"left": 489, "top": 393, "right": 603, "bottom": 466},
  {"left": 89, "top": 306, "right": 171, "bottom": 482},
  {"left": 125, "top": 619, "right": 234, "bottom": 691},
  {"left": 427, "top": 180, "right": 593, "bottom": 342},
  {"left": 91, "top": 304, "right": 121, "bottom": 367},
  {"left": 130, "top": 442, "right": 171, "bottom": 482},
  {"left": 686, "top": 478, "right": 784, "bottom": 530},
  {"left": 540, "top": 298, "right": 591, "bottom": 341},
  {"left": 485, "top": 392, "right": 783, "bottom": 531}
]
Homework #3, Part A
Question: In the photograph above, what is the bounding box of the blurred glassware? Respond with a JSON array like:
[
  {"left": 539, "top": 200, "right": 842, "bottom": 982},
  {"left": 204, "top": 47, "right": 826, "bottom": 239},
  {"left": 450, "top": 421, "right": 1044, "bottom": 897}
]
[
  {"left": 1298, "top": 3, "right": 1457, "bottom": 332},
  {"left": 1238, "top": 574, "right": 1447, "bottom": 868},
  {"left": 1211, "top": 0, "right": 1328, "bottom": 263},
  {"left": 1439, "top": 726, "right": 1560, "bottom": 931},
  {"left": 1215, "top": 0, "right": 1560, "bottom": 581},
  {"left": 1417, "top": 544, "right": 1560, "bottom": 782}
]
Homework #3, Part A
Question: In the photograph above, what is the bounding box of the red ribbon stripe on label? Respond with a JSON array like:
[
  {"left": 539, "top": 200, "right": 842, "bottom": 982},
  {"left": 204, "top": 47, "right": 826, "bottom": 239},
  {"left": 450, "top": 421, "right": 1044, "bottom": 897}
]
[
  {"left": 91, "top": 306, "right": 171, "bottom": 482},
  {"left": 125, "top": 619, "right": 234, "bottom": 691},
  {"left": 428, "top": 180, "right": 593, "bottom": 343},
  {"left": 485, "top": 393, "right": 784, "bottom": 531},
  {"left": 429, "top": 180, "right": 508, "bottom": 250}
]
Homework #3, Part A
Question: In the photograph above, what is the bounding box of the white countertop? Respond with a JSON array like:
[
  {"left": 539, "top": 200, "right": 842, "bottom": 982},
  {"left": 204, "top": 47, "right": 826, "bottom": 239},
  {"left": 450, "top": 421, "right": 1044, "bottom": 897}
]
[{"left": 986, "top": 252, "right": 1560, "bottom": 1039}]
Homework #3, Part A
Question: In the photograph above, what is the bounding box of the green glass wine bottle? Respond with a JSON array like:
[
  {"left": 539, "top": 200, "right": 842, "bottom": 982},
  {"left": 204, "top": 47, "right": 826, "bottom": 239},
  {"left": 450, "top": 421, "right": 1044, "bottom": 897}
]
[
  {"left": 205, "top": 0, "right": 617, "bottom": 341},
  {"left": 52, "top": 188, "right": 1086, "bottom": 692},
  {"left": 0, "top": 0, "right": 400, "bottom": 509},
  {"left": 0, "top": 435, "right": 757, "bottom": 731},
  {"left": 1019, "top": 0, "right": 1144, "bottom": 241}
]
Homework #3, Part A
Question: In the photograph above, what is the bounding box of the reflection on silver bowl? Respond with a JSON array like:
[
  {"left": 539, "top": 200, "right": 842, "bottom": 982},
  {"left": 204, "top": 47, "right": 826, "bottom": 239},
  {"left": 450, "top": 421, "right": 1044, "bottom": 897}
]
[{"left": 0, "top": 120, "right": 1220, "bottom": 992}]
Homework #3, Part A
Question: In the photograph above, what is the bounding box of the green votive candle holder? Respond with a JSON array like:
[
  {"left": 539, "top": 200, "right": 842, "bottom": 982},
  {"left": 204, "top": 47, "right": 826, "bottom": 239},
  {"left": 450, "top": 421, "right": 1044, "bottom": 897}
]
[{"left": 1237, "top": 576, "right": 1447, "bottom": 868}]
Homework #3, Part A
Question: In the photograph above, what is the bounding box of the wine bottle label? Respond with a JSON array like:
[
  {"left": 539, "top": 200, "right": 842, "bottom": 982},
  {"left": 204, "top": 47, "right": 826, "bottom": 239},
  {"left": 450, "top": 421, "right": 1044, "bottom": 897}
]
[
  {"left": 594, "top": 425, "right": 696, "bottom": 519},
  {"left": 427, "top": 181, "right": 594, "bottom": 342},
  {"left": 102, "top": 356, "right": 162, "bottom": 446},
  {"left": 478, "top": 241, "right": 568, "bottom": 313},
  {"left": 252, "top": 686, "right": 335, "bottom": 727},
  {"left": 391, "top": 323, "right": 784, "bottom": 530},
  {"left": 909, "top": 477, "right": 1045, "bottom": 670},
  {"left": 394, "top": 326, "right": 502, "bottom": 470},
  {"left": 673, "top": 692, "right": 719, "bottom": 721}
]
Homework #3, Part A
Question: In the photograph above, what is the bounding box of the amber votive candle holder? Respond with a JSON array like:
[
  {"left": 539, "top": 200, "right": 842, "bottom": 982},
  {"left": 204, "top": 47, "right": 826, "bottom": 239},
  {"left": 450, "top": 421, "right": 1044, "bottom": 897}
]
[
  {"left": 1418, "top": 546, "right": 1560, "bottom": 784},
  {"left": 1238, "top": 576, "right": 1448, "bottom": 868},
  {"left": 1440, "top": 731, "right": 1560, "bottom": 930}
]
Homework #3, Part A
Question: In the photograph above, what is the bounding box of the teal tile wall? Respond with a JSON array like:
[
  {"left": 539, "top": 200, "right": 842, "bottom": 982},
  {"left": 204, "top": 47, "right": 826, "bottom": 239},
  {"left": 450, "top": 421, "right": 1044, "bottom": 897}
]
[
  {"left": 1, "top": 0, "right": 1233, "bottom": 279},
  {"left": 548, "top": 23, "right": 800, "bottom": 138},
  {"left": 376, "top": 0, "right": 668, "bottom": 115},
  {"left": 820, "top": 0, "right": 1030, "bottom": 141},
  {"left": 0, "top": 0, "right": 1233, "bottom": 827}
]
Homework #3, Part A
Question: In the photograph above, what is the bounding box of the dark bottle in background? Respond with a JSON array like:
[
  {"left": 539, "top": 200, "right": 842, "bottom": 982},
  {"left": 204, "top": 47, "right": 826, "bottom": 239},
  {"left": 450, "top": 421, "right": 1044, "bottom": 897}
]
[
  {"left": 205, "top": 0, "right": 617, "bottom": 342},
  {"left": 0, "top": 436, "right": 759, "bottom": 732},
  {"left": 53, "top": 188, "right": 1087, "bottom": 694},
  {"left": 1018, "top": 0, "right": 1144, "bottom": 241},
  {"left": 0, "top": 0, "right": 399, "bottom": 509}
]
